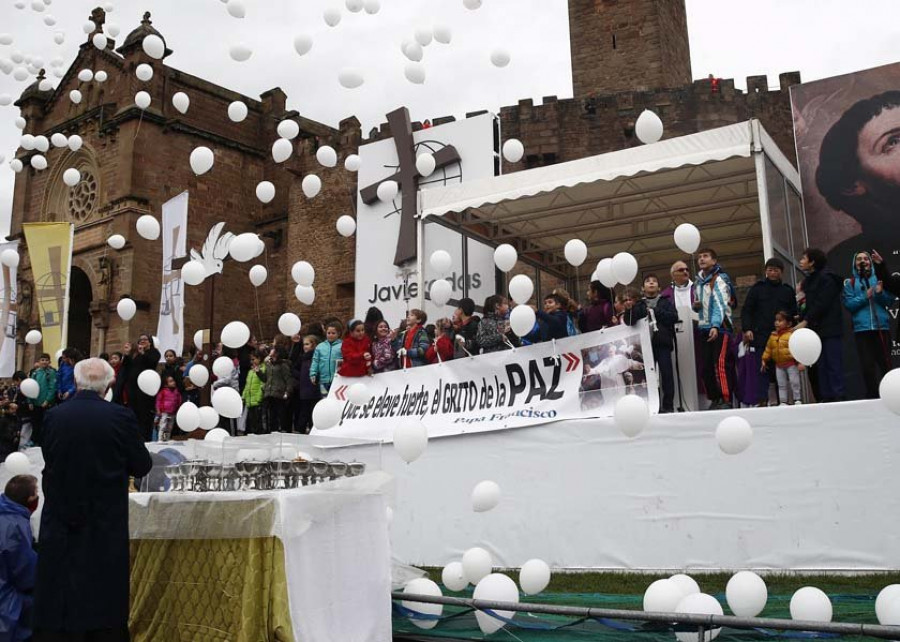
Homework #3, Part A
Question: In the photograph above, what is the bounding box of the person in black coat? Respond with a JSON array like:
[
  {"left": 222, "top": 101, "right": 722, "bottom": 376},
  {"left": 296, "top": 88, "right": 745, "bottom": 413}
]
[
  {"left": 289, "top": 335, "right": 321, "bottom": 434},
  {"left": 741, "top": 258, "right": 798, "bottom": 405},
  {"left": 34, "top": 358, "right": 152, "bottom": 641},
  {"left": 120, "top": 333, "right": 161, "bottom": 442},
  {"left": 798, "top": 248, "right": 846, "bottom": 402},
  {"left": 623, "top": 275, "right": 679, "bottom": 413},
  {"left": 873, "top": 249, "right": 900, "bottom": 339}
]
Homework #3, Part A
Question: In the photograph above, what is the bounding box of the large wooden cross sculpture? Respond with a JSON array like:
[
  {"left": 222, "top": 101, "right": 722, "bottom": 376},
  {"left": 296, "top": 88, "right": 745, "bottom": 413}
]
[{"left": 359, "top": 107, "right": 461, "bottom": 267}]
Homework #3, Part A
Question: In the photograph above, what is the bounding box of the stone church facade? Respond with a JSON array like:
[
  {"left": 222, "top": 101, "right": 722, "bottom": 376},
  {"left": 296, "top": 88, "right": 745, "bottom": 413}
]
[{"left": 9, "top": 1, "right": 800, "bottom": 363}]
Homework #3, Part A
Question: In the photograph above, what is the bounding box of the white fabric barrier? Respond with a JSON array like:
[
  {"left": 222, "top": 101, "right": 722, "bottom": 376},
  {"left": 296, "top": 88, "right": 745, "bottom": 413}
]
[{"left": 367, "top": 400, "right": 900, "bottom": 571}]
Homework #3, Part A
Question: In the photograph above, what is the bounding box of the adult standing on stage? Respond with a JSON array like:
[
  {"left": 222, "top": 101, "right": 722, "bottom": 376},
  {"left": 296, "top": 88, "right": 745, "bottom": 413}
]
[
  {"left": 33, "top": 358, "right": 152, "bottom": 642},
  {"left": 120, "top": 334, "right": 161, "bottom": 442}
]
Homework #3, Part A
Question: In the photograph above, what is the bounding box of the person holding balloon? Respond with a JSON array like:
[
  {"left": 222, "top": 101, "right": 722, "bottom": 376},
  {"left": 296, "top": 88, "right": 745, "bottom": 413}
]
[
  {"left": 120, "top": 335, "right": 161, "bottom": 442},
  {"left": 27, "top": 354, "right": 57, "bottom": 447}
]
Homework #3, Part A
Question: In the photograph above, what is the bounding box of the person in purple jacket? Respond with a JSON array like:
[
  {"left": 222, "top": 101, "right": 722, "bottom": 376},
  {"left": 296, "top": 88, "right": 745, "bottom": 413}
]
[{"left": 579, "top": 281, "right": 615, "bottom": 333}]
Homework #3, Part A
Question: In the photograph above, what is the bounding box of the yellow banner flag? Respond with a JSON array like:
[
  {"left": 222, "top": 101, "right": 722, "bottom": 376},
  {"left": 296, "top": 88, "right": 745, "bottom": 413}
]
[{"left": 23, "top": 222, "right": 74, "bottom": 359}]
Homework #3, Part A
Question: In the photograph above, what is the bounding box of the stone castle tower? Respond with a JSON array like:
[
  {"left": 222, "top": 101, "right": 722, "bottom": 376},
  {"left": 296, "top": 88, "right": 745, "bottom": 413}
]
[{"left": 568, "top": 0, "right": 693, "bottom": 98}]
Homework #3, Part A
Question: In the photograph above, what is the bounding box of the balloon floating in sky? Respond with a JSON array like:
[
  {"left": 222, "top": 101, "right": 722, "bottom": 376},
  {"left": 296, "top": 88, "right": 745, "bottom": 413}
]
[
  {"left": 302, "top": 175, "right": 322, "bottom": 199},
  {"left": 107, "top": 234, "right": 126, "bottom": 250},
  {"left": 272, "top": 138, "right": 293, "bottom": 164},
  {"left": 635, "top": 110, "right": 664, "bottom": 144},
  {"left": 316, "top": 146, "right": 337, "bottom": 168},
  {"left": 228, "top": 101, "right": 248, "bottom": 122},
  {"left": 293, "top": 34, "right": 313, "bottom": 56},
  {"left": 190, "top": 147, "right": 214, "bottom": 176},
  {"left": 63, "top": 168, "right": 81, "bottom": 187},
  {"left": 405, "top": 63, "right": 426, "bottom": 84},
  {"left": 674, "top": 223, "right": 701, "bottom": 254},
  {"left": 136, "top": 215, "right": 160, "bottom": 241},
  {"left": 249, "top": 265, "right": 268, "bottom": 287},
  {"left": 117, "top": 298, "right": 136, "bottom": 321},
  {"left": 142, "top": 34, "right": 165, "bottom": 59},
  {"left": 344, "top": 155, "right": 361, "bottom": 172},
  {"left": 493, "top": 244, "right": 518, "bottom": 272},
  {"left": 256, "top": 181, "right": 275, "bottom": 204},
  {"left": 463, "top": 0, "right": 482, "bottom": 8},
  {"left": 338, "top": 68, "right": 364, "bottom": 89},
  {"left": 336, "top": 215, "right": 356, "bottom": 237},
  {"left": 226, "top": 0, "right": 246, "bottom": 19},
  {"left": 135, "top": 63, "right": 153, "bottom": 81},
  {"left": 277, "top": 119, "right": 300, "bottom": 140},
  {"left": 323, "top": 7, "right": 342, "bottom": 27},
  {"left": 491, "top": 49, "right": 511, "bottom": 68},
  {"left": 229, "top": 43, "right": 252, "bottom": 62},
  {"left": 135, "top": 91, "right": 151, "bottom": 110},
  {"left": 502, "top": 139, "right": 524, "bottom": 163},
  {"left": 172, "top": 92, "right": 190, "bottom": 114}
]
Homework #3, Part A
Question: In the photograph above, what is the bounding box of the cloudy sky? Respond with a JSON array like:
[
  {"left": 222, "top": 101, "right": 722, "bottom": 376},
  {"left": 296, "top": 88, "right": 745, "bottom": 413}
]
[{"left": 0, "top": 0, "right": 898, "bottom": 235}]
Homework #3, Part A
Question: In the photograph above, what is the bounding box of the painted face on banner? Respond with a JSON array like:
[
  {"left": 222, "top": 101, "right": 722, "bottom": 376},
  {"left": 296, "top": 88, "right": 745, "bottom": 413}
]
[{"left": 856, "top": 106, "right": 900, "bottom": 198}]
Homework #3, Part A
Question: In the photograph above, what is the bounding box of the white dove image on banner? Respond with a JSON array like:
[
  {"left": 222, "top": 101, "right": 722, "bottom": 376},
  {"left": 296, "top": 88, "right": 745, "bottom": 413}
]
[
  {"left": 318, "top": 322, "right": 657, "bottom": 441},
  {"left": 156, "top": 191, "right": 188, "bottom": 359},
  {"left": 0, "top": 240, "right": 18, "bottom": 378}
]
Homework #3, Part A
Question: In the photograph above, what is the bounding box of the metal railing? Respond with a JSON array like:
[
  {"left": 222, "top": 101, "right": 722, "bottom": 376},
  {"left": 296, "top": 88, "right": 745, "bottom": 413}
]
[{"left": 393, "top": 592, "right": 900, "bottom": 639}]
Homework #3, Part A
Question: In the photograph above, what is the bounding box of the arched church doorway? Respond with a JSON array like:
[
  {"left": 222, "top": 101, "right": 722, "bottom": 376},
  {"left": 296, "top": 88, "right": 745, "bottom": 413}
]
[{"left": 67, "top": 266, "right": 93, "bottom": 356}]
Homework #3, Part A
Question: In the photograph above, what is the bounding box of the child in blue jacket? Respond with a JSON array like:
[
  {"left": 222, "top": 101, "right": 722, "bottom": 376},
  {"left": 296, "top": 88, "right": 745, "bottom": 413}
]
[{"left": 310, "top": 321, "right": 343, "bottom": 395}]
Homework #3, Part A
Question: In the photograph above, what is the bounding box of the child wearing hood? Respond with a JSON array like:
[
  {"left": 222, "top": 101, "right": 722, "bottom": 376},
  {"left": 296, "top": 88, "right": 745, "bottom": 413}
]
[{"left": 761, "top": 310, "right": 803, "bottom": 405}]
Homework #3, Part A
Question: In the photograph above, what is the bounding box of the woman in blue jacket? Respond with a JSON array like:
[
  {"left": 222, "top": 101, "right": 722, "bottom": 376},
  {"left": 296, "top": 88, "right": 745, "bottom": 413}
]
[{"left": 842, "top": 250, "right": 897, "bottom": 398}]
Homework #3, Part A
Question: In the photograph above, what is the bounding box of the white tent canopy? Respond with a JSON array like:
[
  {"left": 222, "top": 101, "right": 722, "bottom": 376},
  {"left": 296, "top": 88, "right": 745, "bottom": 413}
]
[{"left": 420, "top": 120, "right": 805, "bottom": 282}]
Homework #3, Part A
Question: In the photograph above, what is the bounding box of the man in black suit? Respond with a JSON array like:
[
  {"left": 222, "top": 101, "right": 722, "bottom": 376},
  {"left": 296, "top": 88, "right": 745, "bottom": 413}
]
[{"left": 34, "top": 358, "right": 152, "bottom": 642}]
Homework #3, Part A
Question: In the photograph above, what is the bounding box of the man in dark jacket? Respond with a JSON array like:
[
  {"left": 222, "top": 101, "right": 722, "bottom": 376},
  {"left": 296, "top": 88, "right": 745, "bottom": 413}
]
[
  {"left": 120, "top": 334, "right": 161, "bottom": 442},
  {"left": 873, "top": 249, "right": 900, "bottom": 343},
  {"left": 34, "top": 358, "right": 152, "bottom": 641},
  {"left": 741, "top": 258, "right": 798, "bottom": 405},
  {"left": 0, "top": 475, "right": 38, "bottom": 642},
  {"left": 623, "top": 275, "right": 679, "bottom": 413},
  {"left": 797, "top": 248, "right": 846, "bottom": 402}
]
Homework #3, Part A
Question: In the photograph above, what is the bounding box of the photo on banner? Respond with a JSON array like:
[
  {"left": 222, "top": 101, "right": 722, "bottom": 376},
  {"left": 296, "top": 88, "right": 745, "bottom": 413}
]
[
  {"left": 22, "top": 222, "right": 73, "bottom": 360},
  {"left": 157, "top": 191, "right": 189, "bottom": 360},
  {"left": 0, "top": 240, "right": 19, "bottom": 378}
]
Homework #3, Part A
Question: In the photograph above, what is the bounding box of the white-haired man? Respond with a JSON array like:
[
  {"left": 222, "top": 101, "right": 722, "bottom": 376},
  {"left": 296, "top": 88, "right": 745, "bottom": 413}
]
[{"left": 34, "top": 358, "right": 151, "bottom": 642}]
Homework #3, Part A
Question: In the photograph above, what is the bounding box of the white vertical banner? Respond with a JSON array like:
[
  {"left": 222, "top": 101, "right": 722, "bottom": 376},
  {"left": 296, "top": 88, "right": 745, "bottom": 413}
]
[
  {"left": 0, "top": 240, "right": 18, "bottom": 378},
  {"left": 157, "top": 191, "right": 188, "bottom": 359}
]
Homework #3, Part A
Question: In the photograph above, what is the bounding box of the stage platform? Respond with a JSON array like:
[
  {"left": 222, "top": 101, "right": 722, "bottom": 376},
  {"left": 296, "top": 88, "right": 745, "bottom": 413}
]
[{"left": 332, "top": 400, "right": 900, "bottom": 572}]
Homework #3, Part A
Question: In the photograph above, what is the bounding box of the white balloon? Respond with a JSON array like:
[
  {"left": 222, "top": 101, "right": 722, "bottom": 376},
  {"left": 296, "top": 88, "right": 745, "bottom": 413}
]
[
  {"left": 272, "top": 138, "right": 293, "bottom": 163},
  {"left": 4, "top": 452, "right": 30, "bottom": 474},
  {"left": 228, "top": 101, "right": 248, "bottom": 122},
  {"left": 67, "top": 135, "right": 83, "bottom": 152},
  {"left": 134, "top": 91, "right": 151, "bottom": 110},
  {"left": 198, "top": 406, "right": 220, "bottom": 430},
  {"left": 295, "top": 285, "right": 315, "bottom": 305},
  {"left": 788, "top": 328, "right": 822, "bottom": 366},
  {"left": 189, "top": 146, "right": 214, "bottom": 176},
  {"left": 594, "top": 258, "right": 617, "bottom": 288},
  {"left": 879, "top": 370, "right": 900, "bottom": 415},
  {"left": 348, "top": 382, "right": 373, "bottom": 406},
  {"left": 226, "top": 0, "right": 246, "bottom": 18},
  {"left": 249, "top": 265, "right": 267, "bottom": 287},
  {"left": 277, "top": 313, "right": 302, "bottom": 336},
  {"left": 229, "top": 43, "right": 252, "bottom": 62},
  {"left": 277, "top": 119, "right": 299, "bottom": 140},
  {"left": 138, "top": 369, "right": 161, "bottom": 396},
  {"left": 14, "top": 118, "right": 26, "bottom": 131},
  {"left": 69, "top": 89, "right": 82, "bottom": 104},
  {"left": 94, "top": 70, "right": 108, "bottom": 83},
  {"left": 181, "top": 260, "right": 206, "bottom": 286},
  {"left": 20, "top": 378, "right": 39, "bottom": 399},
  {"left": 879, "top": 596, "right": 900, "bottom": 626},
  {"left": 636, "top": 109, "right": 664, "bottom": 145},
  {"left": 136, "top": 215, "right": 160, "bottom": 241},
  {"left": 336, "top": 215, "right": 356, "bottom": 237},
  {"left": 19, "top": 135, "right": 35, "bottom": 152},
  {"left": 502, "top": 139, "right": 525, "bottom": 163},
  {"left": 92, "top": 32, "right": 107, "bottom": 49},
  {"left": 401, "top": 578, "right": 442, "bottom": 630},
  {"left": 416, "top": 153, "right": 436, "bottom": 177},
  {"left": 612, "top": 252, "right": 639, "bottom": 285},
  {"left": 176, "top": 402, "right": 201, "bottom": 432},
  {"left": 519, "top": 559, "right": 551, "bottom": 596},
  {"left": 508, "top": 274, "right": 534, "bottom": 305},
  {"left": 229, "top": 233, "right": 259, "bottom": 263},
  {"left": 135, "top": 63, "right": 153, "bottom": 81},
  {"left": 404, "top": 63, "right": 426, "bottom": 84},
  {"left": 9, "top": 160, "right": 22, "bottom": 174},
  {"left": 509, "top": 304, "right": 536, "bottom": 338},
  {"left": 255, "top": 181, "right": 275, "bottom": 204},
  {"left": 643, "top": 578, "right": 685, "bottom": 612},
  {"left": 876, "top": 585, "right": 900, "bottom": 624},
  {"left": 323, "top": 6, "right": 342, "bottom": 27},
  {"left": 338, "top": 68, "right": 364, "bottom": 89},
  {"left": 433, "top": 24, "right": 452, "bottom": 44},
  {"left": 30, "top": 155, "right": 47, "bottom": 171},
  {"left": 293, "top": 34, "right": 313, "bottom": 56},
  {"left": 462, "top": 547, "right": 492, "bottom": 584},
  {"left": 302, "top": 175, "right": 322, "bottom": 199},
  {"left": 471, "top": 480, "right": 500, "bottom": 512},
  {"left": 292, "top": 261, "right": 315, "bottom": 286},
  {"left": 716, "top": 416, "right": 753, "bottom": 455},
  {"left": 393, "top": 422, "right": 427, "bottom": 463},
  {"left": 675, "top": 593, "right": 723, "bottom": 642},
  {"left": 414, "top": 27, "right": 433, "bottom": 47},
  {"left": 363, "top": 0, "right": 380, "bottom": 13},
  {"left": 33, "top": 136, "right": 49, "bottom": 153},
  {"left": 726, "top": 571, "right": 767, "bottom": 617},
  {"left": 25, "top": 329, "right": 42, "bottom": 345},
  {"left": 51, "top": 133, "right": 67, "bottom": 148},
  {"left": 0, "top": 250, "right": 19, "bottom": 268},
  {"left": 790, "top": 587, "right": 832, "bottom": 623},
  {"left": 674, "top": 223, "right": 701, "bottom": 254},
  {"left": 212, "top": 387, "right": 243, "bottom": 419},
  {"left": 312, "top": 398, "right": 343, "bottom": 430},
  {"left": 494, "top": 244, "right": 518, "bottom": 272},
  {"left": 172, "top": 92, "right": 190, "bottom": 114},
  {"left": 316, "top": 145, "right": 337, "bottom": 168},
  {"left": 205, "top": 427, "right": 230, "bottom": 443},
  {"left": 344, "top": 155, "right": 361, "bottom": 172},
  {"left": 615, "top": 394, "right": 649, "bottom": 438},
  {"left": 188, "top": 364, "right": 209, "bottom": 388},
  {"left": 116, "top": 297, "right": 136, "bottom": 321},
  {"left": 63, "top": 168, "right": 80, "bottom": 187},
  {"left": 430, "top": 250, "right": 452, "bottom": 275},
  {"left": 564, "top": 239, "right": 588, "bottom": 267},
  {"left": 377, "top": 180, "right": 399, "bottom": 203},
  {"left": 142, "top": 34, "right": 165, "bottom": 59},
  {"left": 670, "top": 574, "right": 701, "bottom": 597},
  {"left": 346, "top": 0, "right": 363, "bottom": 11},
  {"left": 0, "top": 34, "right": 12, "bottom": 46},
  {"left": 442, "top": 562, "right": 468, "bottom": 592},
  {"left": 221, "top": 321, "right": 250, "bottom": 348},
  {"left": 473, "top": 574, "right": 518, "bottom": 634},
  {"left": 77, "top": 68, "right": 94, "bottom": 82},
  {"left": 429, "top": 279, "right": 452, "bottom": 307},
  {"left": 212, "top": 356, "right": 234, "bottom": 379},
  {"left": 491, "top": 49, "right": 511, "bottom": 68}
]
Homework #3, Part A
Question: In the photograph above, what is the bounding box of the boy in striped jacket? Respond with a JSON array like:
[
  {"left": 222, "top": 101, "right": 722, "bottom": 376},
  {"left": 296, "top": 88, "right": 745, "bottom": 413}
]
[{"left": 692, "top": 248, "right": 737, "bottom": 410}]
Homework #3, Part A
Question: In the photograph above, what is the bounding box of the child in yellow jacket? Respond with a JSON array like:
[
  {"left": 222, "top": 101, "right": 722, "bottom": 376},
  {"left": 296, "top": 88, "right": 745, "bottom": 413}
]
[{"left": 760, "top": 310, "right": 802, "bottom": 405}]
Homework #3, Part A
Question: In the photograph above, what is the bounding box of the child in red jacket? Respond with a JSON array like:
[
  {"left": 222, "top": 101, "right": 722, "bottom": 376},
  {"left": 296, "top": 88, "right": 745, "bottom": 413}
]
[
  {"left": 339, "top": 320, "right": 373, "bottom": 377},
  {"left": 426, "top": 317, "right": 455, "bottom": 364}
]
